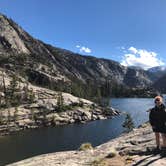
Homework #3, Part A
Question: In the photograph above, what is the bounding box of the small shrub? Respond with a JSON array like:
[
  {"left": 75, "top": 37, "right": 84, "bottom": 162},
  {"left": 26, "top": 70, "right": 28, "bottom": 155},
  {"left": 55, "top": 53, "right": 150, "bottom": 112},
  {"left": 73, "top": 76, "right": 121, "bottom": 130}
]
[
  {"left": 78, "top": 98, "right": 84, "bottom": 107},
  {"left": 0, "top": 109, "right": 4, "bottom": 125},
  {"left": 79, "top": 142, "right": 93, "bottom": 151},
  {"left": 106, "top": 147, "right": 117, "bottom": 158},
  {"left": 125, "top": 155, "right": 134, "bottom": 164},
  {"left": 13, "top": 107, "right": 19, "bottom": 122},
  {"left": 90, "top": 103, "right": 96, "bottom": 109},
  {"left": 55, "top": 104, "right": 73, "bottom": 112},
  {"left": 70, "top": 102, "right": 78, "bottom": 107},
  {"left": 56, "top": 92, "right": 65, "bottom": 112},
  {"left": 30, "top": 108, "right": 38, "bottom": 121},
  {"left": 63, "top": 105, "right": 73, "bottom": 110},
  {"left": 91, "top": 157, "right": 104, "bottom": 166}
]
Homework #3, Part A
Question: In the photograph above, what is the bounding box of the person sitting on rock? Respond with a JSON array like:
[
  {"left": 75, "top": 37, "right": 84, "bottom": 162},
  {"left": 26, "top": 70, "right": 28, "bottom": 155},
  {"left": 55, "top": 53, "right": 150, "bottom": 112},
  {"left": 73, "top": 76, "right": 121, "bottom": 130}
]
[{"left": 149, "top": 96, "right": 166, "bottom": 152}]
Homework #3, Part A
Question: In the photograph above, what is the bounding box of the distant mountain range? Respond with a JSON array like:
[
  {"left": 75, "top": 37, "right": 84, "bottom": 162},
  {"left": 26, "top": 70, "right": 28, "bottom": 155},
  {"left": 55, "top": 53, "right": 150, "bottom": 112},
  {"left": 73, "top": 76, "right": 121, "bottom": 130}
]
[
  {"left": 148, "top": 66, "right": 166, "bottom": 73},
  {"left": 146, "top": 66, "right": 166, "bottom": 82},
  {"left": 0, "top": 14, "right": 165, "bottom": 96},
  {"left": 148, "top": 66, "right": 166, "bottom": 93}
]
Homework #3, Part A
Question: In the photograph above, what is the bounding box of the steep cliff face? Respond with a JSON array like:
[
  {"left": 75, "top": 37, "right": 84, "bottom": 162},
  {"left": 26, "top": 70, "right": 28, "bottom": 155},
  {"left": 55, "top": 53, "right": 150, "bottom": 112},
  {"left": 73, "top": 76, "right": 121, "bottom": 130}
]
[
  {"left": 0, "top": 15, "right": 30, "bottom": 54},
  {"left": 0, "top": 14, "right": 154, "bottom": 92}
]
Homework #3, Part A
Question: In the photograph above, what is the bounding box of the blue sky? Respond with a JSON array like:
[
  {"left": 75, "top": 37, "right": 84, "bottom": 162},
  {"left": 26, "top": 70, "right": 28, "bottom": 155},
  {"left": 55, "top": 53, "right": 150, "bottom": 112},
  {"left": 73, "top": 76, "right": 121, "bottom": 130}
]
[{"left": 0, "top": 0, "right": 166, "bottom": 69}]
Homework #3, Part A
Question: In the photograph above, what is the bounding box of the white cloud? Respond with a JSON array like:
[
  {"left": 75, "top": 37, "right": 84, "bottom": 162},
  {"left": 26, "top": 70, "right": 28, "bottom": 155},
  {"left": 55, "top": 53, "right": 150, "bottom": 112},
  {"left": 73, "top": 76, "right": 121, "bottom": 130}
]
[
  {"left": 121, "top": 47, "right": 165, "bottom": 70},
  {"left": 76, "top": 45, "right": 92, "bottom": 53},
  {"left": 128, "top": 47, "right": 138, "bottom": 54},
  {"left": 80, "top": 47, "right": 91, "bottom": 53}
]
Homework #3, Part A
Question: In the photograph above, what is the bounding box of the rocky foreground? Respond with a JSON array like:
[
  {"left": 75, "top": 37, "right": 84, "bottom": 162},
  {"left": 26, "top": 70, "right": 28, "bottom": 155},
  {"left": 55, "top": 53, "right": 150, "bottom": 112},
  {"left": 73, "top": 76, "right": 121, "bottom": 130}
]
[{"left": 7, "top": 123, "right": 166, "bottom": 166}]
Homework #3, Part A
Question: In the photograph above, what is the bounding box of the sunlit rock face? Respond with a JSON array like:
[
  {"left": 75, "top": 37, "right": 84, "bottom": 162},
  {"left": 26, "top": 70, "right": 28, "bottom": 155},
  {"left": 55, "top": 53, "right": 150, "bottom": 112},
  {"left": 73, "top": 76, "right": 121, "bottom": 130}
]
[{"left": 0, "top": 15, "right": 30, "bottom": 54}]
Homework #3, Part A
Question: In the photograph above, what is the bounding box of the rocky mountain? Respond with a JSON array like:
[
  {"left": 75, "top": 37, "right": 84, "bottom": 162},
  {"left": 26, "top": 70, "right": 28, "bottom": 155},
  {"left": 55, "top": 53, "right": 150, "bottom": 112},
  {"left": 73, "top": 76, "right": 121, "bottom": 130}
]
[
  {"left": 0, "top": 14, "right": 154, "bottom": 91},
  {"left": 146, "top": 66, "right": 166, "bottom": 93},
  {"left": 153, "top": 73, "right": 166, "bottom": 93},
  {"left": 147, "top": 66, "right": 166, "bottom": 82},
  {"left": 148, "top": 66, "right": 166, "bottom": 73}
]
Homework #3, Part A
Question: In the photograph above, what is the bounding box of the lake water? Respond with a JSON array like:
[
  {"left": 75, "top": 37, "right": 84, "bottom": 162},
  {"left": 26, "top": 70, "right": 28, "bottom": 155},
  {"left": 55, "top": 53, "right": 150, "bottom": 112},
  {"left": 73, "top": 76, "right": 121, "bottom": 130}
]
[{"left": 0, "top": 98, "right": 154, "bottom": 166}]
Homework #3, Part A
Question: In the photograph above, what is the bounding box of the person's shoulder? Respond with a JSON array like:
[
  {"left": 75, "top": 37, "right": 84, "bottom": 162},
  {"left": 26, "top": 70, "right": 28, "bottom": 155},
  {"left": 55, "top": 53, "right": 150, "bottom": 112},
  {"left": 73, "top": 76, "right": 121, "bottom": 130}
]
[
  {"left": 162, "top": 104, "right": 166, "bottom": 112},
  {"left": 151, "top": 106, "right": 156, "bottom": 110},
  {"left": 161, "top": 103, "right": 166, "bottom": 109},
  {"left": 162, "top": 103, "right": 166, "bottom": 107},
  {"left": 147, "top": 107, "right": 155, "bottom": 113}
]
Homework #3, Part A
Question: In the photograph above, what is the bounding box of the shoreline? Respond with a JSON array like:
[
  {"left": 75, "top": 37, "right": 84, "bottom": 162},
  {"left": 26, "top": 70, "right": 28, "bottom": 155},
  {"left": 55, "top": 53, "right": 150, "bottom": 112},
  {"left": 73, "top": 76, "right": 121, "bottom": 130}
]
[
  {"left": 0, "top": 106, "right": 121, "bottom": 136},
  {"left": 8, "top": 122, "right": 166, "bottom": 166}
]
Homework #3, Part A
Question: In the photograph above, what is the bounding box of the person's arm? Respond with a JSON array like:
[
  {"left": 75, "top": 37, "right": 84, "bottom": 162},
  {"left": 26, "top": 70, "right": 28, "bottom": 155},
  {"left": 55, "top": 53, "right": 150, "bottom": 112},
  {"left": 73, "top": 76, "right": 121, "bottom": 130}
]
[
  {"left": 164, "top": 108, "right": 166, "bottom": 125},
  {"left": 149, "top": 109, "right": 154, "bottom": 126}
]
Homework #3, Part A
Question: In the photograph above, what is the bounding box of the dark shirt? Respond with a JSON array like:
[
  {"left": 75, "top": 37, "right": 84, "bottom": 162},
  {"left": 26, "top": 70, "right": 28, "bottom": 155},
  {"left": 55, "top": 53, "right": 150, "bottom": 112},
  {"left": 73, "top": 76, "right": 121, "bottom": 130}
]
[{"left": 149, "top": 104, "right": 166, "bottom": 128}]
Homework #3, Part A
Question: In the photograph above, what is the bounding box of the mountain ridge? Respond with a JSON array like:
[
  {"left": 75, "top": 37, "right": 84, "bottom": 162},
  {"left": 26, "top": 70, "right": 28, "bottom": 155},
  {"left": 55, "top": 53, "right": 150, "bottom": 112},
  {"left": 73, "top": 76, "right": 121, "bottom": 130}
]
[{"left": 0, "top": 14, "right": 160, "bottom": 97}]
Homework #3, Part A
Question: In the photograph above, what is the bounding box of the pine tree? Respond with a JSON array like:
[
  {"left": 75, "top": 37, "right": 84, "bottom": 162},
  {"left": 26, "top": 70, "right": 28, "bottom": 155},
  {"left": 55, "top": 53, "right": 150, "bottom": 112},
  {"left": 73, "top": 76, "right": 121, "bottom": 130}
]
[
  {"left": 14, "top": 107, "right": 19, "bottom": 122},
  {"left": 0, "top": 109, "right": 3, "bottom": 125},
  {"left": 56, "top": 92, "right": 64, "bottom": 112},
  {"left": 122, "top": 113, "right": 135, "bottom": 132},
  {"left": 78, "top": 98, "right": 84, "bottom": 107},
  {"left": 28, "top": 88, "right": 35, "bottom": 103},
  {"left": 8, "top": 74, "right": 19, "bottom": 106},
  {"left": 2, "top": 71, "right": 7, "bottom": 106},
  {"left": 95, "top": 88, "right": 102, "bottom": 105}
]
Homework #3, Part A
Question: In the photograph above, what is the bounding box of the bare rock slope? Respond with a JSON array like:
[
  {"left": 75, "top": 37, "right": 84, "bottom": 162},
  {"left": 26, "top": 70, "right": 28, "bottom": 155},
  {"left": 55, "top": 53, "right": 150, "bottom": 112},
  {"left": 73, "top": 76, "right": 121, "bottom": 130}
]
[{"left": 0, "top": 68, "right": 120, "bottom": 135}]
